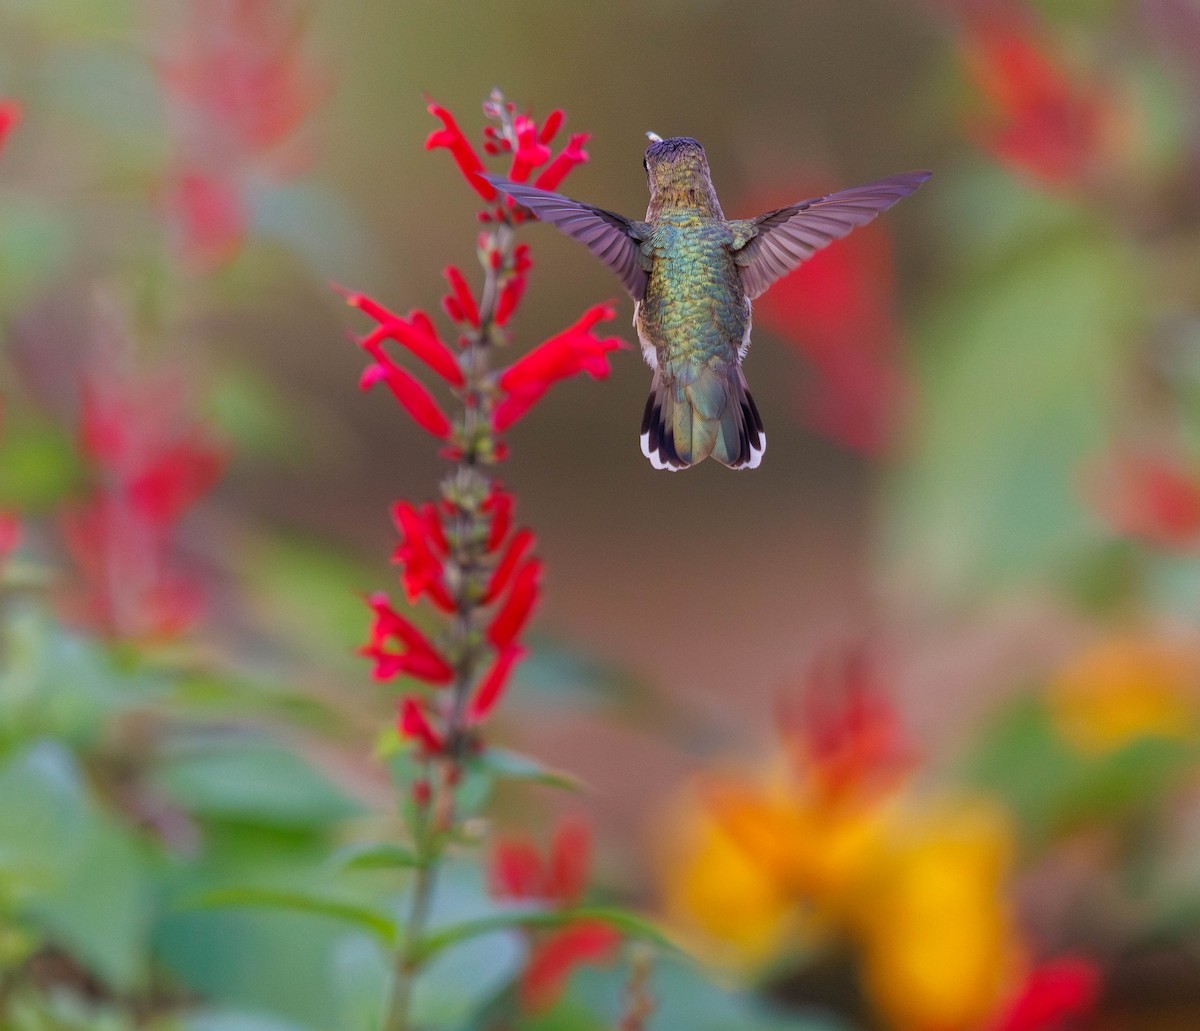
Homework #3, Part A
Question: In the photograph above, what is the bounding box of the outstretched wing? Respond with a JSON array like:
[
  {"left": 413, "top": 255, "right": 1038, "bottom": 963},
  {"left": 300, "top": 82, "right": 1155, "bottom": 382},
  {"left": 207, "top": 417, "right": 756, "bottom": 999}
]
[
  {"left": 482, "top": 174, "right": 650, "bottom": 302},
  {"left": 731, "top": 171, "right": 931, "bottom": 300}
]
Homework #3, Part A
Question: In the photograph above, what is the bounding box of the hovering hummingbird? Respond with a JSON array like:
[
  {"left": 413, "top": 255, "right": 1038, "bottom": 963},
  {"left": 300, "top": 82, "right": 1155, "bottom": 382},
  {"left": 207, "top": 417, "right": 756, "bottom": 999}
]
[{"left": 483, "top": 138, "right": 929, "bottom": 470}]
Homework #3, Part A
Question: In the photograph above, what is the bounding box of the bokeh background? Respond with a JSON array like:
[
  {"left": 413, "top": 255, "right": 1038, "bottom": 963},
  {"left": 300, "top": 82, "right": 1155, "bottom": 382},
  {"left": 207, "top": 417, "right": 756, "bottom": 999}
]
[{"left": 4, "top": 0, "right": 1200, "bottom": 1029}]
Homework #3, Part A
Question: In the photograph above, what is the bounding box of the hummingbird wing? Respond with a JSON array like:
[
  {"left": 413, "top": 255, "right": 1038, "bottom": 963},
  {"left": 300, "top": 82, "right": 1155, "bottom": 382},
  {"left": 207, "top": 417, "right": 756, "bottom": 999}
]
[
  {"left": 730, "top": 171, "right": 931, "bottom": 300},
  {"left": 482, "top": 174, "right": 650, "bottom": 302}
]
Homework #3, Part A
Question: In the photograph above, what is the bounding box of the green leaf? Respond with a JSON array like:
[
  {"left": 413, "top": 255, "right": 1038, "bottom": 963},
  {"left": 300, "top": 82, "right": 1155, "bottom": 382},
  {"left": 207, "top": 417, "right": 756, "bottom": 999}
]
[
  {"left": 154, "top": 737, "right": 364, "bottom": 830},
  {"left": 473, "top": 747, "right": 586, "bottom": 792},
  {"left": 331, "top": 841, "right": 421, "bottom": 871},
  {"left": 182, "top": 885, "right": 398, "bottom": 946},
  {"left": 415, "top": 905, "right": 679, "bottom": 964},
  {"left": 887, "top": 225, "right": 1137, "bottom": 597}
]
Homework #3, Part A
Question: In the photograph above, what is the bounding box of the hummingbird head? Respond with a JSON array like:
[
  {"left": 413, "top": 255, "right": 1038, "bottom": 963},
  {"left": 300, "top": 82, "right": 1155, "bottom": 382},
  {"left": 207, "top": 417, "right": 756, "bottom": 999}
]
[{"left": 643, "top": 136, "right": 723, "bottom": 217}]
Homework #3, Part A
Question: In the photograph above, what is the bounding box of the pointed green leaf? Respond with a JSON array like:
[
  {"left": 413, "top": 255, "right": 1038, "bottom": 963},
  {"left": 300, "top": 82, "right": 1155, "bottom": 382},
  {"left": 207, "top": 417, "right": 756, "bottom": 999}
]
[
  {"left": 415, "top": 905, "right": 679, "bottom": 964},
  {"left": 332, "top": 841, "right": 421, "bottom": 871},
  {"left": 473, "top": 747, "right": 586, "bottom": 792},
  {"left": 183, "top": 885, "right": 398, "bottom": 946}
]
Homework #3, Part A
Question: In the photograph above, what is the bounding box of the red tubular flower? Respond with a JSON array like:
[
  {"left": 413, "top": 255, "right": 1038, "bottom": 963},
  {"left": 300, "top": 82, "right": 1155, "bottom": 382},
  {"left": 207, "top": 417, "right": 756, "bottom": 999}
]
[
  {"left": 398, "top": 696, "right": 445, "bottom": 754},
  {"left": 483, "top": 527, "right": 535, "bottom": 603},
  {"left": 493, "top": 305, "right": 626, "bottom": 431},
  {"left": 362, "top": 593, "right": 454, "bottom": 684},
  {"left": 442, "top": 265, "right": 481, "bottom": 328},
  {"left": 986, "top": 956, "right": 1100, "bottom": 1031},
  {"left": 361, "top": 358, "right": 453, "bottom": 440},
  {"left": 0, "top": 99, "right": 22, "bottom": 155},
  {"left": 961, "top": 15, "right": 1111, "bottom": 190},
  {"left": 520, "top": 921, "right": 621, "bottom": 1013},
  {"left": 534, "top": 133, "right": 591, "bottom": 192},
  {"left": 509, "top": 114, "right": 553, "bottom": 183},
  {"left": 391, "top": 502, "right": 456, "bottom": 613},
  {"left": 486, "top": 558, "right": 541, "bottom": 649},
  {"left": 490, "top": 837, "right": 545, "bottom": 899},
  {"left": 482, "top": 483, "right": 514, "bottom": 552},
  {"left": 538, "top": 109, "right": 564, "bottom": 145},
  {"left": 469, "top": 644, "right": 527, "bottom": 721},
  {"left": 426, "top": 101, "right": 497, "bottom": 201},
  {"left": 488, "top": 819, "right": 620, "bottom": 1013},
  {"left": 546, "top": 818, "right": 592, "bottom": 905},
  {"left": 342, "top": 288, "right": 465, "bottom": 388}
]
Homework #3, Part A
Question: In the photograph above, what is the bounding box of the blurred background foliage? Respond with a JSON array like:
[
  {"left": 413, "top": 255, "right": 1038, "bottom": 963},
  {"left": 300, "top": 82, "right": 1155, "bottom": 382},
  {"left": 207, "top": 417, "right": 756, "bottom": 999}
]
[{"left": 3, "top": 0, "right": 1200, "bottom": 1029}]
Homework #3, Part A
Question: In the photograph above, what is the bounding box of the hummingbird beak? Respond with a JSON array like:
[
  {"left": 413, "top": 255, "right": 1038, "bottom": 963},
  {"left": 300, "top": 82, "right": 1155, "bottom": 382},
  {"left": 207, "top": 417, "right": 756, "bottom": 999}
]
[{"left": 645, "top": 131, "right": 662, "bottom": 143}]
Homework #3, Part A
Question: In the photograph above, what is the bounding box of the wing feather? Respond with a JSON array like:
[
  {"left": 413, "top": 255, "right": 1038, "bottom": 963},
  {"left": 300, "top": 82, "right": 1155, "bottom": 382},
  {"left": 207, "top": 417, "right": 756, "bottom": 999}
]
[
  {"left": 482, "top": 174, "right": 649, "bottom": 301},
  {"left": 732, "top": 171, "right": 931, "bottom": 299}
]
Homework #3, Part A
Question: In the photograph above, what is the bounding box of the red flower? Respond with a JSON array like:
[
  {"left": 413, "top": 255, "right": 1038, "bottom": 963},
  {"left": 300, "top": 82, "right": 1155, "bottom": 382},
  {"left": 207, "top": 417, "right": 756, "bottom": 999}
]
[
  {"left": 986, "top": 956, "right": 1100, "bottom": 1031},
  {"left": 166, "top": 169, "right": 247, "bottom": 270},
  {"left": 0, "top": 512, "right": 19, "bottom": 561},
  {"left": 442, "top": 265, "right": 481, "bottom": 328},
  {"left": 961, "top": 15, "right": 1112, "bottom": 189},
  {"left": 360, "top": 356, "right": 453, "bottom": 440},
  {"left": 777, "top": 650, "right": 912, "bottom": 803},
  {"left": 751, "top": 182, "right": 905, "bottom": 455},
  {"left": 0, "top": 99, "right": 22, "bottom": 156},
  {"left": 361, "top": 593, "right": 454, "bottom": 684},
  {"left": 427, "top": 97, "right": 590, "bottom": 214},
  {"left": 1088, "top": 449, "right": 1200, "bottom": 549},
  {"left": 482, "top": 483, "right": 515, "bottom": 552},
  {"left": 494, "top": 244, "right": 533, "bottom": 327},
  {"left": 469, "top": 644, "right": 527, "bottom": 721},
  {"left": 519, "top": 920, "right": 621, "bottom": 1013},
  {"left": 483, "top": 527, "right": 535, "bottom": 603},
  {"left": 534, "top": 133, "right": 590, "bottom": 192},
  {"left": 342, "top": 288, "right": 465, "bottom": 388},
  {"left": 391, "top": 501, "right": 456, "bottom": 613},
  {"left": 62, "top": 363, "right": 225, "bottom": 641},
  {"left": 487, "top": 558, "right": 541, "bottom": 649},
  {"left": 426, "top": 102, "right": 496, "bottom": 201},
  {"left": 493, "top": 305, "right": 627, "bottom": 431},
  {"left": 489, "top": 819, "right": 621, "bottom": 1012},
  {"left": 398, "top": 695, "right": 445, "bottom": 754},
  {"left": 160, "top": 0, "right": 325, "bottom": 267}
]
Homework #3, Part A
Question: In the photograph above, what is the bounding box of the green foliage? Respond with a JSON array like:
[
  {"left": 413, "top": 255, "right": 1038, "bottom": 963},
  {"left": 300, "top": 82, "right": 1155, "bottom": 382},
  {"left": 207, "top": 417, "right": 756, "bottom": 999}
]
[
  {"left": 965, "top": 694, "right": 1198, "bottom": 847},
  {"left": 888, "top": 170, "right": 1138, "bottom": 596}
]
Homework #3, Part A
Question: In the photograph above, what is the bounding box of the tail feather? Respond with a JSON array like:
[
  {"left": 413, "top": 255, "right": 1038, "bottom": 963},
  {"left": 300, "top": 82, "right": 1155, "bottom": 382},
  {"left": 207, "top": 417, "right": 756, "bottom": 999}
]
[{"left": 640, "top": 365, "right": 766, "bottom": 471}]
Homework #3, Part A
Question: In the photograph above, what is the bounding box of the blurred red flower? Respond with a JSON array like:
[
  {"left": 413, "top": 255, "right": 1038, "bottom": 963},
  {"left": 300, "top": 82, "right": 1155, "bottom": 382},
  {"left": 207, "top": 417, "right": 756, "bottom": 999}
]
[
  {"left": 750, "top": 182, "right": 907, "bottom": 454},
  {"left": 1088, "top": 448, "right": 1200, "bottom": 550},
  {"left": 778, "top": 649, "right": 913, "bottom": 803},
  {"left": 960, "top": 13, "right": 1112, "bottom": 190},
  {"left": 61, "top": 364, "right": 225, "bottom": 641},
  {"left": 986, "top": 956, "right": 1100, "bottom": 1031},
  {"left": 0, "top": 99, "right": 21, "bottom": 156},
  {"left": 159, "top": 0, "right": 325, "bottom": 268},
  {"left": 490, "top": 818, "right": 621, "bottom": 1011}
]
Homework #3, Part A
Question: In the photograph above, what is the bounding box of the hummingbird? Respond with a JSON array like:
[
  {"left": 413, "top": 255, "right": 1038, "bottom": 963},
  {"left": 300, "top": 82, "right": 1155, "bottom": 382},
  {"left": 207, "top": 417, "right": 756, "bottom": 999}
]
[{"left": 483, "top": 138, "right": 929, "bottom": 470}]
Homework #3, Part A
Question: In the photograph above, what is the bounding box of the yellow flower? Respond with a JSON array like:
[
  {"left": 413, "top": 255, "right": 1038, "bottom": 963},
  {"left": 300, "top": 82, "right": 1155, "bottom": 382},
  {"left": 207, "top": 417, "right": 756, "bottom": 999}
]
[
  {"left": 660, "top": 765, "right": 901, "bottom": 970},
  {"left": 856, "top": 801, "right": 1019, "bottom": 1031},
  {"left": 659, "top": 779, "right": 799, "bottom": 970},
  {"left": 1049, "top": 637, "right": 1200, "bottom": 753}
]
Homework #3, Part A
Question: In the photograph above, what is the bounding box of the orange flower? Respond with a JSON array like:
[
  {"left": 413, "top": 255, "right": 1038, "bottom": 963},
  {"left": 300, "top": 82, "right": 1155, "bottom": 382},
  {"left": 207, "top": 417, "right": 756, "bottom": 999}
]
[{"left": 1049, "top": 636, "right": 1200, "bottom": 753}]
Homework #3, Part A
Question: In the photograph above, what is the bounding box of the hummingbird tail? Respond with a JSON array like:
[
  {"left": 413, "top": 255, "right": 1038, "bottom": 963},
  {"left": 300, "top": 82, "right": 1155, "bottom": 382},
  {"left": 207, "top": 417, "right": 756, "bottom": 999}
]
[{"left": 639, "top": 366, "right": 766, "bottom": 471}]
